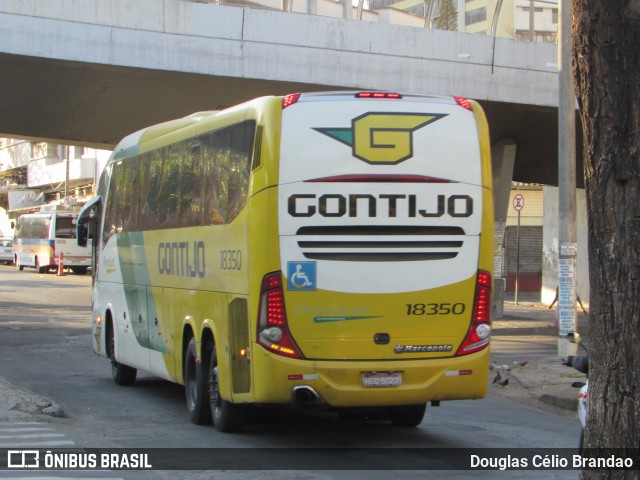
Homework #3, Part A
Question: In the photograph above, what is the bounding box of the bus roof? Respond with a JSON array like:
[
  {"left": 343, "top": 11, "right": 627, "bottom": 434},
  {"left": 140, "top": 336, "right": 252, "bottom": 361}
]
[{"left": 108, "top": 91, "right": 474, "bottom": 164}]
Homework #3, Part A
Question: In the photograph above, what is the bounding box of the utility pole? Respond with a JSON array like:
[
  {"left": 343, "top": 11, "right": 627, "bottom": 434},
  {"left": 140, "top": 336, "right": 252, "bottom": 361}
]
[
  {"left": 65, "top": 145, "right": 70, "bottom": 201},
  {"left": 513, "top": 193, "right": 524, "bottom": 305},
  {"left": 557, "top": 0, "right": 577, "bottom": 356},
  {"left": 357, "top": 0, "right": 364, "bottom": 20},
  {"left": 529, "top": 0, "right": 535, "bottom": 41}
]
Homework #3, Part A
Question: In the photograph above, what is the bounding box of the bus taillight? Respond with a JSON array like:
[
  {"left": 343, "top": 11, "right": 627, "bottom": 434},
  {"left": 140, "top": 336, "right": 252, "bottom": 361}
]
[
  {"left": 282, "top": 93, "right": 301, "bottom": 109},
  {"left": 356, "top": 92, "right": 402, "bottom": 99},
  {"left": 257, "top": 272, "right": 303, "bottom": 359},
  {"left": 454, "top": 96, "right": 473, "bottom": 110},
  {"left": 456, "top": 270, "right": 491, "bottom": 356}
]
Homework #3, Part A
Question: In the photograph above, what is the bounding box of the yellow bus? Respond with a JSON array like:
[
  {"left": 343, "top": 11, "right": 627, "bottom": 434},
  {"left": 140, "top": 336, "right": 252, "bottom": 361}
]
[{"left": 77, "top": 91, "right": 494, "bottom": 432}]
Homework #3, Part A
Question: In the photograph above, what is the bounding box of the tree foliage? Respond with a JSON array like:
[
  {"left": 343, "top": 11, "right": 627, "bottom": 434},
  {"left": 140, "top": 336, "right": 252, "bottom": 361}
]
[
  {"left": 572, "top": 0, "right": 640, "bottom": 477},
  {"left": 436, "top": 0, "right": 457, "bottom": 31}
]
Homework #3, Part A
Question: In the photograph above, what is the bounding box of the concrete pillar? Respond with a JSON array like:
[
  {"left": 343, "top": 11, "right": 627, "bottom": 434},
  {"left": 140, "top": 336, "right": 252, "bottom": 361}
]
[
  {"left": 342, "top": 0, "right": 352, "bottom": 19},
  {"left": 542, "top": 186, "right": 590, "bottom": 308},
  {"left": 306, "top": 0, "right": 317, "bottom": 14},
  {"left": 490, "top": 139, "right": 517, "bottom": 319}
]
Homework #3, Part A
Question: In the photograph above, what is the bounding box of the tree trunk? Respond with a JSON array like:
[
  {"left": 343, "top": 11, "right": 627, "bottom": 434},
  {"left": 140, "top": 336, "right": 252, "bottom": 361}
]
[{"left": 572, "top": 1, "right": 640, "bottom": 478}]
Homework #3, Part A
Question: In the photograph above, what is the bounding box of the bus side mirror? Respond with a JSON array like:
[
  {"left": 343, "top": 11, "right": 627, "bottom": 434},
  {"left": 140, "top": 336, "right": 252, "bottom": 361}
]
[
  {"left": 76, "top": 196, "right": 101, "bottom": 248},
  {"left": 77, "top": 219, "right": 89, "bottom": 247}
]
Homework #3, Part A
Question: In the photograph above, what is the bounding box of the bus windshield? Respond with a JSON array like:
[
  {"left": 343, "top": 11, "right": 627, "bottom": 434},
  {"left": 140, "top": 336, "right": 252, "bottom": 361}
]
[{"left": 15, "top": 216, "right": 50, "bottom": 240}]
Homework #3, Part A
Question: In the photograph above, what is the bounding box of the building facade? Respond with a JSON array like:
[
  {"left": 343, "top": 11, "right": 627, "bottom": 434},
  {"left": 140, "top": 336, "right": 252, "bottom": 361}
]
[
  {"left": 495, "top": 183, "right": 590, "bottom": 307},
  {"left": 459, "top": 0, "right": 557, "bottom": 41},
  {"left": 0, "top": 138, "right": 111, "bottom": 237}
]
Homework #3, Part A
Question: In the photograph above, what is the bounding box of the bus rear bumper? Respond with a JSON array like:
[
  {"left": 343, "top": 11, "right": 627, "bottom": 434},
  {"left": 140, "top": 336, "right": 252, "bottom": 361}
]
[{"left": 246, "top": 346, "right": 490, "bottom": 407}]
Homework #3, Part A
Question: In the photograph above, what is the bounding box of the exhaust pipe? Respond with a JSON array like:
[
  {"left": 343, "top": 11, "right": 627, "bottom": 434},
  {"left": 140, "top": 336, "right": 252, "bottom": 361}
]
[{"left": 292, "top": 385, "right": 321, "bottom": 404}]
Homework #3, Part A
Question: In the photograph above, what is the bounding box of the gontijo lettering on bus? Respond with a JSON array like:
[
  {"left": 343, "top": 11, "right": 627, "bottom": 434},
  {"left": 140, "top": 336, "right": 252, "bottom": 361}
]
[
  {"left": 288, "top": 193, "right": 473, "bottom": 218},
  {"left": 157, "top": 241, "right": 205, "bottom": 277}
]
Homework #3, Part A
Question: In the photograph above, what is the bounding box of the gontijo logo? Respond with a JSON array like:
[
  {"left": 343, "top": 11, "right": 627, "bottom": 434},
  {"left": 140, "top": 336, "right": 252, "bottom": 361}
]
[{"left": 314, "top": 112, "right": 447, "bottom": 165}]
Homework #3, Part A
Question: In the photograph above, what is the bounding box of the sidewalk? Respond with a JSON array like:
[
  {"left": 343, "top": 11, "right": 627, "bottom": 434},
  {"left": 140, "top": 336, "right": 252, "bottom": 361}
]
[
  {"left": 493, "top": 291, "right": 589, "bottom": 337},
  {"left": 0, "top": 376, "right": 65, "bottom": 421},
  {"left": 491, "top": 293, "right": 590, "bottom": 413}
]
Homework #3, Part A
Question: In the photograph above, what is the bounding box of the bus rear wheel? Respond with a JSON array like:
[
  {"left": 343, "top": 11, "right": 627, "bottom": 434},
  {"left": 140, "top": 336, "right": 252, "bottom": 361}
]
[
  {"left": 208, "top": 345, "right": 247, "bottom": 433},
  {"left": 184, "top": 337, "right": 212, "bottom": 425},
  {"left": 388, "top": 404, "right": 427, "bottom": 427},
  {"left": 35, "top": 257, "right": 46, "bottom": 274},
  {"left": 108, "top": 321, "right": 137, "bottom": 386}
]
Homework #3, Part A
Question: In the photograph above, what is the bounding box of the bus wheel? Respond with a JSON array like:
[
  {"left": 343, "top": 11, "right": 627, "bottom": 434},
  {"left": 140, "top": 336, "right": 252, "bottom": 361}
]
[
  {"left": 35, "top": 257, "right": 46, "bottom": 274},
  {"left": 108, "top": 322, "right": 137, "bottom": 386},
  {"left": 208, "top": 345, "right": 247, "bottom": 433},
  {"left": 184, "top": 338, "right": 213, "bottom": 425},
  {"left": 388, "top": 404, "right": 427, "bottom": 427}
]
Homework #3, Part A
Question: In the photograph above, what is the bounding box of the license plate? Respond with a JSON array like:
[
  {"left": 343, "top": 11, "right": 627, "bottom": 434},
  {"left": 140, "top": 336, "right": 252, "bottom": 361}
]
[
  {"left": 19, "top": 253, "right": 35, "bottom": 265},
  {"left": 361, "top": 372, "right": 403, "bottom": 387}
]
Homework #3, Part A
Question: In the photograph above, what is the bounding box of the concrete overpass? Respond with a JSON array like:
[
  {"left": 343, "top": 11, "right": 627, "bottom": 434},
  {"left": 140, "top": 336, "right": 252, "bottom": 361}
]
[{"left": 0, "top": 0, "right": 582, "bottom": 187}]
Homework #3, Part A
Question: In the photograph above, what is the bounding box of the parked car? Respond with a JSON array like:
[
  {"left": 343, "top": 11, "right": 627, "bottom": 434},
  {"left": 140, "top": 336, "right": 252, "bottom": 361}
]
[{"left": 0, "top": 237, "right": 14, "bottom": 265}]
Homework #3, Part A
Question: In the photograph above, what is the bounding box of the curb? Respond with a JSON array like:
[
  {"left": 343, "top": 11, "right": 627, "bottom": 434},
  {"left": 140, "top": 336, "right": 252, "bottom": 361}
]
[
  {"left": 539, "top": 393, "right": 578, "bottom": 411},
  {"left": 492, "top": 326, "right": 556, "bottom": 336},
  {"left": 0, "top": 378, "right": 65, "bottom": 419},
  {"left": 508, "top": 365, "right": 582, "bottom": 412}
]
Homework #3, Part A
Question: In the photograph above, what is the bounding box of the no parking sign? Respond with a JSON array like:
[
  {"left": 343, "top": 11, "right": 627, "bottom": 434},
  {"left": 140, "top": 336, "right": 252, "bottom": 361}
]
[{"left": 513, "top": 193, "right": 524, "bottom": 211}]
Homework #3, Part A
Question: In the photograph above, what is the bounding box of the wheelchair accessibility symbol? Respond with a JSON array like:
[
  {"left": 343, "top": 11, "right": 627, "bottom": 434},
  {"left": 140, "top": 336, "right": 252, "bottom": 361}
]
[{"left": 287, "top": 261, "right": 317, "bottom": 291}]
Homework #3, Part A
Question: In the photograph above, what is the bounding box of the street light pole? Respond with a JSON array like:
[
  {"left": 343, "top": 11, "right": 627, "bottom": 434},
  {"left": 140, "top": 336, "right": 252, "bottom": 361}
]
[
  {"left": 529, "top": 0, "right": 535, "bottom": 42},
  {"left": 558, "top": 0, "right": 577, "bottom": 356},
  {"left": 65, "top": 145, "right": 70, "bottom": 201}
]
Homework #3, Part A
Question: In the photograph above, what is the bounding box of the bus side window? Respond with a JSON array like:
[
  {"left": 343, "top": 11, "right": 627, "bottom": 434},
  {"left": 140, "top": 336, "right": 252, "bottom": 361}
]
[
  {"left": 122, "top": 161, "right": 138, "bottom": 232},
  {"left": 136, "top": 154, "right": 152, "bottom": 231},
  {"left": 55, "top": 217, "right": 76, "bottom": 239},
  {"left": 183, "top": 142, "right": 202, "bottom": 228},
  {"left": 158, "top": 144, "right": 182, "bottom": 229},
  {"left": 226, "top": 122, "right": 254, "bottom": 223},
  {"left": 141, "top": 150, "right": 163, "bottom": 231},
  {"left": 202, "top": 133, "right": 224, "bottom": 226},
  {"left": 103, "top": 163, "right": 122, "bottom": 243},
  {"left": 97, "top": 166, "right": 112, "bottom": 246},
  {"left": 176, "top": 142, "right": 196, "bottom": 228}
]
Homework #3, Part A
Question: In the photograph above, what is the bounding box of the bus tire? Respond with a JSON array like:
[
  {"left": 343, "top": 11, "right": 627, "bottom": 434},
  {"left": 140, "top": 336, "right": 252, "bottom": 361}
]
[
  {"left": 388, "top": 404, "right": 427, "bottom": 427},
  {"left": 35, "top": 257, "right": 46, "bottom": 274},
  {"left": 209, "top": 345, "right": 247, "bottom": 433},
  {"left": 184, "top": 337, "right": 213, "bottom": 425},
  {"left": 108, "top": 321, "right": 137, "bottom": 386}
]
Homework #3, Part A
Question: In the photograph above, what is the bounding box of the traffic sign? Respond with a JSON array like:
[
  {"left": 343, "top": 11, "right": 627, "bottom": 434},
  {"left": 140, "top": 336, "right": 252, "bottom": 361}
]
[{"left": 513, "top": 193, "right": 524, "bottom": 211}]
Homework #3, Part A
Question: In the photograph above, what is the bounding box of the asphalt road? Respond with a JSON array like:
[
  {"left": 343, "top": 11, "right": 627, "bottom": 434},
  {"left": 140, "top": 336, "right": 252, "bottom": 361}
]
[{"left": 0, "top": 266, "right": 581, "bottom": 479}]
